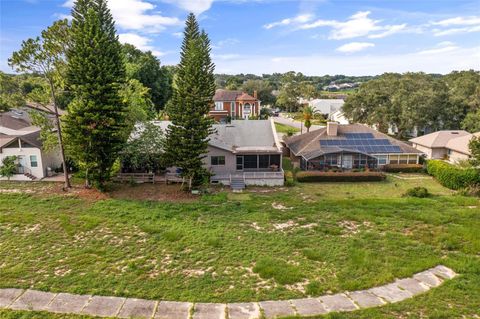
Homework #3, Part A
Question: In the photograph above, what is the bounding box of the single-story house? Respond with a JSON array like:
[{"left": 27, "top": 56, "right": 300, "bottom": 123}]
[
  {"left": 409, "top": 130, "right": 480, "bottom": 163},
  {"left": 284, "top": 122, "right": 422, "bottom": 170},
  {"left": 300, "top": 98, "right": 344, "bottom": 117},
  {"left": 328, "top": 110, "right": 349, "bottom": 125},
  {"left": 149, "top": 119, "right": 284, "bottom": 187},
  {"left": 0, "top": 109, "right": 62, "bottom": 180},
  {"left": 210, "top": 89, "right": 260, "bottom": 122}
]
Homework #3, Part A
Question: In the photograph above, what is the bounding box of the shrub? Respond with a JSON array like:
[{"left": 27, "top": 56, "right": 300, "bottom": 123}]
[
  {"left": 426, "top": 160, "right": 480, "bottom": 190},
  {"left": 384, "top": 164, "right": 424, "bottom": 173},
  {"left": 404, "top": 187, "right": 430, "bottom": 198},
  {"left": 458, "top": 184, "right": 480, "bottom": 197},
  {"left": 296, "top": 171, "right": 386, "bottom": 182}
]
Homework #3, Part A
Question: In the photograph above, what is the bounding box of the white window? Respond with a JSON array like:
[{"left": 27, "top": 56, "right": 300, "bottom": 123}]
[
  {"left": 214, "top": 102, "right": 223, "bottom": 111},
  {"left": 30, "top": 155, "right": 38, "bottom": 167},
  {"left": 231, "top": 102, "right": 235, "bottom": 116},
  {"left": 376, "top": 155, "right": 388, "bottom": 165}
]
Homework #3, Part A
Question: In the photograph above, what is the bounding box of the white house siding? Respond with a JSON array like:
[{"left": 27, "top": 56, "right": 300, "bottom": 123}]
[
  {"left": 203, "top": 146, "right": 236, "bottom": 175},
  {"left": 41, "top": 150, "right": 63, "bottom": 176},
  {"left": 0, "top": 146, "right": 44, "bottom": 180}
]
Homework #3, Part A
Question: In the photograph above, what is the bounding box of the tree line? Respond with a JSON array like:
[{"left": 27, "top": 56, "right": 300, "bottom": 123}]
[{"left": 343, "top": 71, "right": 480, "bottom": 138}]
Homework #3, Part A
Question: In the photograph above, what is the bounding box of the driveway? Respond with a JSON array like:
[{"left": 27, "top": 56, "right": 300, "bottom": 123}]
[{"left": 273, "top": 114, "right": 324, "bottom": 133}]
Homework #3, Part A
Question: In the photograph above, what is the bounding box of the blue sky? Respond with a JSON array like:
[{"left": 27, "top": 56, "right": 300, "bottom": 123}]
[{"left": 1, "top": 0, "right": 479, "bottom": 75}]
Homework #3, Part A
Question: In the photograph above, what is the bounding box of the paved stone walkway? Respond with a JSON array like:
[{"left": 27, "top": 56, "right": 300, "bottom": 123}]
[{"left": 0, "top": 265, "right": 457, "bottom": 319}]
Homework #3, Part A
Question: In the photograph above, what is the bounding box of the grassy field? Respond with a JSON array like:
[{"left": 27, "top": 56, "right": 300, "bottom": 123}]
[
  {"left": 0, "top": 176, "right": 479, "bottom": 318},
  {"left": 274, "top": 122, "right": 300, "bottom": 134}
]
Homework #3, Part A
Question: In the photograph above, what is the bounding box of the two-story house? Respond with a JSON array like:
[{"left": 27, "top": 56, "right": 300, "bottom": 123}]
[{"left": 210, "top": 89, "right": 260, "bottom": 122}]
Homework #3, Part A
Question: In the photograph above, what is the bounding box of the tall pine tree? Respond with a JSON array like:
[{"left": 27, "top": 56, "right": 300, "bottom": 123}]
[
  {"left": 64, "top": 0, "right": 127, "bottom": 189},
  {"left": 165, "top": 14, "right": 216, "bottom": 188}
]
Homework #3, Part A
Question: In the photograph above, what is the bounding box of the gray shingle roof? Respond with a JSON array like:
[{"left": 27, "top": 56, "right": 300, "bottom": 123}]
[{"left": 150, "top": 120, "right": 280, "bottom": 153}]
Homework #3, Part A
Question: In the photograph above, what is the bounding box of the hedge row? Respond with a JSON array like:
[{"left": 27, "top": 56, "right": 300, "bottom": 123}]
[
  {"left": 383, "top": 164, "right": 424, "bottom": 173},
  {"left": 296, "top": 171, "right": 386, "bottom": 182},
  {"left": 426, "top": 160, "right": 480, "bottom": 190}
]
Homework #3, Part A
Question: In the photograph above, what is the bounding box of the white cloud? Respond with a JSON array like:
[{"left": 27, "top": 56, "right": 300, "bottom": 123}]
[
  {"left": 433, "top": 25, "right": 480, "bottom": 36},
  {"left": 118, "top": 33, "right": 165, "bottom": 56},
  {"left": 162, "top": 0, "right": 214, "bottom": 15},
  {"left": 433, "top": 16, "right": 480, "bottom": 26},
  {"left": 368, "top": 24, "right": 406, "bottom": 38},
  {"left": 417, "top": 41, "right": 459, "bottom": 55},
  {"left": 211, "top": 46, "right": 480, "bottom": 76},
  {"left": 430, "top": 15, "right": 480, "bottom": 36},
  {"left": 62, "top": 0, "right": 181, "bottom": 33},
  {"left": 264, "top": 14, "right": 314, "bottom": 29},
  {"left": 172, "top": 32, "right": 183, "bottom": 38},
  {"left": 298, "top": 11, "right": 406, "bottom": 40},
  {"left": 336, "top": 42, "right": 374, "bottom": 53}
]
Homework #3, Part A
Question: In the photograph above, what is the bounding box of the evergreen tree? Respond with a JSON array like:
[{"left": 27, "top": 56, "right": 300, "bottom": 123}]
[
  {"left": 165, "top": 13, "right": 215, "bottom": 188},
  {"left": 64, "top": 0, "right": 127, "bottom": 189}
]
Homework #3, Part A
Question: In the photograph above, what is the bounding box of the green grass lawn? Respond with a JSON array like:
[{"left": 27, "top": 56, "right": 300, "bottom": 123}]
[
  {"left": 0, "top": 176, "right": 479, "bottom": 318},
  {"left": 274, "top": 122, "right": 300, "bottom": 134}
]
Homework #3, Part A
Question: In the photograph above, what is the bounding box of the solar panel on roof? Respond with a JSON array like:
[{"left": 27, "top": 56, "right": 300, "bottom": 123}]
[{"left": 345, "top": 133, "right": 374, "bottom": 139}]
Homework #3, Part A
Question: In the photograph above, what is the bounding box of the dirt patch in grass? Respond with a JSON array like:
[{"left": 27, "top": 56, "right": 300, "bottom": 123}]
[
  {"left": 338, "top": 220, "right": 373, "bottom": 237},
  {"left": 108, "top": 183, "right": 197, "bottom": 202}
]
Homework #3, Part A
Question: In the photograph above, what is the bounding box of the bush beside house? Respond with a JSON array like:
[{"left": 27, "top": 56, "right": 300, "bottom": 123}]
[
  {"left": 384, "top": 164, "right": 424, "bottom": 173},
  {"left": 296, "top": 171, "right": 386, "bottom": 182},
  {"left": 426, "top": 160, "right": 480, "bottom": 190}
]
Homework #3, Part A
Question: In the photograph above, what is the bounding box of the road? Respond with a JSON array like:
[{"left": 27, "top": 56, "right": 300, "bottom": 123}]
[{"left": 272, "top": 114, "right": 324, "bottom": 133}]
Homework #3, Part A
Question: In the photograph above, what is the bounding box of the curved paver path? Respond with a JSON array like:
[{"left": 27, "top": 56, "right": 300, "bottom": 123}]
[{"left": 0, "top": 265, "right": 457, "bottom": 319}]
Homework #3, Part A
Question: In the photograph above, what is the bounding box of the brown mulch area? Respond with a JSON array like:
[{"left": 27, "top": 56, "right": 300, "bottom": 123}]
[
  {"left": 107, "top": 183, "right": 197, "bottom": 202},
  {"left": 0, "top": 181, "right": 196, "bottom": 202}
]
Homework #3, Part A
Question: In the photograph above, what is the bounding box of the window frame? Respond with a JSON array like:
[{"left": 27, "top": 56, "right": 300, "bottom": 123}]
[
  {"left": 210, "top": 156, "right": 225, "bottom": 166},
  {"left": 214, "top": 101, "right": 223, "bottom": 111},
  {"left": 30, "top": 155, "right": 38, "bottom": 168}
]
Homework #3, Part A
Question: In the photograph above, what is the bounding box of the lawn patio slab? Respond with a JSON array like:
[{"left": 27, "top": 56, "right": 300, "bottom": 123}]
[
  {"left": 318, "top": 293, "right": 358, "bottom": 312},
  {"left": 290, "top": 298, "right": 328, "bottom": 316},
  {"left": 9, "top": 289, "right": 56, "bottom": 311},
  {"left": 259, "top": 300, "right": 295, "bottom": 318},
  {"left": 413, "top": 270, "right": 444, "bottom": 287},
  {"left": 45, "top": 293, "right": 91, "bottom": 314},
  {"left": 117, "top": 298, "right": 157, "bottom": 319},
  {"left": 193, "top": 303, "right": 226, "bottom": 319},
  {"left": 0, "top": 289, "right": 24, "bottom": 308},
  {"left": 369, "top": 283, "right": 413, "bottom": 303},
  {"left": 154, "top": 301, "right": 192, "bottom": 319},
  {"left": 81, "top": 296, "right": 126, "bottom": 317},
  {"left": 347, "top": 290, "right": 385, "bottom": 308},
  {"left": 431, "top": 265, "right": 458, "bottom": 279},
  {"left": 395, "top": 278, "right": 430, "bottom": 295},
  {"left": 0, "top": 265, "right": 458, "bottom": 318},
  {"left": 227, "top": 302, "right": 260, "bottom": 319}
]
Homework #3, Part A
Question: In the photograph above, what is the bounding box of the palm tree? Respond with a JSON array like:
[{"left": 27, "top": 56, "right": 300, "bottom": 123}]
[{"left": 301, "top": 105, "right": 318, "bottom": 133}]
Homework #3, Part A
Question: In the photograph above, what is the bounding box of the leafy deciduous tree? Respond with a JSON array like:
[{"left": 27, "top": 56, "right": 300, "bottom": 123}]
[
  {"left": 0, "top": 71, "right": 25, "bottom": 111},
  {"left": 120, "top": 122, "right": 165, "bottom": 173},
  {"left": 9, "top": 19, "right": 71, "bottom": 188}
]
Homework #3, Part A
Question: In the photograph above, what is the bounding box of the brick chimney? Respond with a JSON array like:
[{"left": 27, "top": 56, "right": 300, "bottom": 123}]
[
  {"left": 327, "top": 122, "right": 338, "bottom": 136},
  {"left": 253, "top": 90, "right": 258, "bottom": 99}
]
